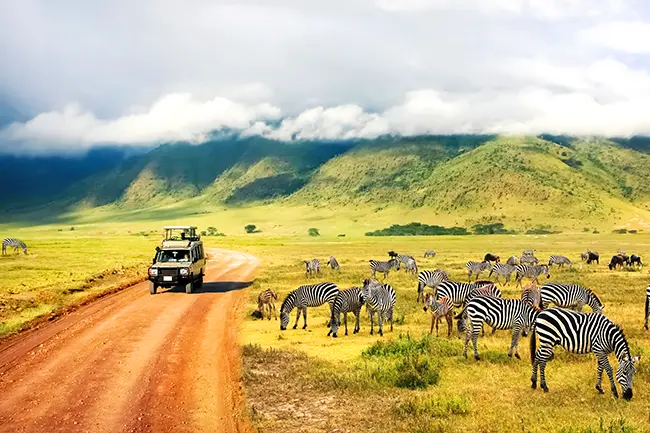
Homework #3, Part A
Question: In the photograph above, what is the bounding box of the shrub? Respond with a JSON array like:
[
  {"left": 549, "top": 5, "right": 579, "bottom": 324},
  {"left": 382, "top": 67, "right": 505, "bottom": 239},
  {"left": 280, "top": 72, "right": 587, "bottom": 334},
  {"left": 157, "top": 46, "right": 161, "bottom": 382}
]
[
  {"left": 365, "top": 222, "right": 468, "bottom": 236},
  {"left": 472, "top": 223, "right": 515, "bottom": 235},
  {"left": 394, "top": 354, "right": 440, "bottom": 389},
  {"left": 308, "top": 228, "right": 320, "bottom": 237},
  {"left": 70, "top": 226, "right": 75, "bottom": 231},
  {"left": 613, "top": 228, "right": 628, "bottom": 234},
  {"left": 207, "top": 226, "right": 218, "bottom": 235},
  {"left": 245, "top": 224, "right": 258, "bottom": 234},
  {"left": 200, "top": 230, "right": 207, "bottom": 236}
]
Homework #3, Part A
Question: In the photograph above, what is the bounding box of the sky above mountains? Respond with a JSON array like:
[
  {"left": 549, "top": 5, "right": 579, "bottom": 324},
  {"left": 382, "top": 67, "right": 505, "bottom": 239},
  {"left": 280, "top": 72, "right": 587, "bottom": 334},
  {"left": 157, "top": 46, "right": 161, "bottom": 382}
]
[{"left": 2, "top": 0, "right": 650, "bottom": 154}]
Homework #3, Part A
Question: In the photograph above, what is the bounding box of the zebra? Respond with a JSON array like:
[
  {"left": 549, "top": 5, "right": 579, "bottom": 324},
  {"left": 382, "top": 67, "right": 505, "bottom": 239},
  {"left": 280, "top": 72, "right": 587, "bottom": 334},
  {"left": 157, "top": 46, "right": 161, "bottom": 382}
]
[
  {"left": 422, "top": 293, "right": 453, "bottom": 337},
  {"left": 645, "top": 285, "right": 649, "bottom": 331},
  {"left": 395, "top": 254, "right": 416, "bottom": 272},
  {"left": 424, "top": 250, "right": 436, "bottom": 258},
  {"left": 522, "top": 249, "right": 535, "bottom": 256},
  {"left": 581, "top": 250, "right": 599, "bottom": 265},
  {"left": 369, "top": 259, "right": 399, "bottom": 279},
  {"left": 521, "top": 284, "right": 542, "bottom": 308},
  {"left": 2, "top": 238, "right": 27, "bottom": 255},
  {"left": 514, "top": 264, "right": 550, "bottom": 288},
  {"left": 489, "top": 263, "right": 516, "bottom": 285},
  {"left": 506, "top": 255, "right": 519, "bottom": 266},
  {"left": 280, "top": 282, "right": 339, "bottom": 330},
  {"left": 465, "top": 260, "right": 492, "bottom": 282},
  {"left": 304, "top": 259, "right": 320, "bottom": 278},
  {"left": 456, "top": 282, "right": 502, "bottom": 336},
  {"left": 540, "top": 283, "right": 604, "bottom": 314},
  {"left": 530, "top": 308, "right": 639, "bottom": 399},
  {"left": 329, "top": 287, "right": 364, "bottom": 337},
  {"left": 257, "top": 288, "right": 278, "bottom": 320},
  {"left": 361, "top": 279, "right": 396, "bottom": 336},
  {"left": 416, "top": 269, "right": 449, "bottom": 302},
  {"left": 435, "top": 280, "right": 494, "bottom": 308},
  {"left": 403, "top": 257, "right": 418, "bottom": 275},
  {"left": 457, "top": 297, "right": 540, "bottom": 360},
  {"left": 326, "top": 256, "right": 340, "bottom": 271},
  {"left": 548, "top": 255, "right": 571, "bottom": 268},
  {"left": 520, "top": 255, "right": 539, "bottom": 265}
]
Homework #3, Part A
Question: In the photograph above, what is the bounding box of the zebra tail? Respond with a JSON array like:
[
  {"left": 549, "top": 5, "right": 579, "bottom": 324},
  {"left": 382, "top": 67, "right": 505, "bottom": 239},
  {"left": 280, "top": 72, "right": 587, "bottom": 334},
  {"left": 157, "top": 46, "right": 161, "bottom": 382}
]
[
  {"left": 529, "top": 326, "right": 537, "bottom": 365},
  {"left": 454, "top": 305, "right": 468, "bottom": 320}
]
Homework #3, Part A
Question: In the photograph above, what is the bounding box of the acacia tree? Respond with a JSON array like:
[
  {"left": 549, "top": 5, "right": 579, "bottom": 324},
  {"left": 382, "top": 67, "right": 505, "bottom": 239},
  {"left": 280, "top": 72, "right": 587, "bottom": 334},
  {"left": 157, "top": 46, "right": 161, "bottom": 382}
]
[
  {"left": 245, "top": 224, "right": 257, "bottom": 234},
  {"left": 308, "top": 228, "right": 320, "bottom": 237}
]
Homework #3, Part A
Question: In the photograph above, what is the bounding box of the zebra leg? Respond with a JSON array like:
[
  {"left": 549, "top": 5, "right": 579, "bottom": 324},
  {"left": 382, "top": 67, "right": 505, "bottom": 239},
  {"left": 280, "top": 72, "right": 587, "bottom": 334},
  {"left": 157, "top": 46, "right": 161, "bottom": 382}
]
[
  {"left": 596, "top": 353, "right": 618, "bottom": 397},
  {"left": 293, "top": 307, "right": 301, "bottom": 329},
  {"left": 369, "top": 310, "right": 375, "bottom": 335},
  {"left": 471, "top": 322, "right": 481, "bottom": 360},
  {"left": 344, "top": 312, "right": 349, "bottom": 336},
  {"left": 302, "top": 307, "right": 308, "bottom": 329},
  {"left": 272, "top": 303, "right": 278, "bottom": 320},
  {"left": 445, "top": 312, "right": 453, "bottom": 337},
  {"left": 430, "top": 314, "right": 435, "bottom": 335},
  {"left": 378, "top": 310, "right": 384, "bottom": 337},
  {"left": 467, "top": 271, "right": 472, "bottom": 282},
  {"left": 354, "top": 309, "right": 360, "bottom": 334},
  {"left": 462, "top": 324, "right": 472, "bottom": 358},
  {"left": 537, "top": 348, "right": 553, "bottom": 392},
  {"left": 508, "top": 325, "right": 522, "bottom": 359},
  {"left": 389, "top": 309, "right": 394, "bottom": 332}
]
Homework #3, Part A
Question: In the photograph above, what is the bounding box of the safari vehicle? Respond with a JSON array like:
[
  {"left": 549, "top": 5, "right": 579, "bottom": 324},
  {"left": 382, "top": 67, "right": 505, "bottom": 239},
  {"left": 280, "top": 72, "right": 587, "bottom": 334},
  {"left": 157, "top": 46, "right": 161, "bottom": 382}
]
[{"left": 148, "top": 226, "right": 206, "bottom": 294}]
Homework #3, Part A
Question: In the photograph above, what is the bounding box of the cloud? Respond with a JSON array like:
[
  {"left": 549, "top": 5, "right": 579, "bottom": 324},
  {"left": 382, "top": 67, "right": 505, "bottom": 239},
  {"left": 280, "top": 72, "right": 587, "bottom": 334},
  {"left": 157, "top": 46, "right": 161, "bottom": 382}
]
[{"left": 1, "top": 0, "right": 650, "bottom": 154}]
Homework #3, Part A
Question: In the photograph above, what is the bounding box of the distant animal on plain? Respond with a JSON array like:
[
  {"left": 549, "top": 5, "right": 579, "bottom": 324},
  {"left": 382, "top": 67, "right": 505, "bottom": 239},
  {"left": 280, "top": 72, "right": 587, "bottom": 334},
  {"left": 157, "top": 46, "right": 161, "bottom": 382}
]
[
  {"left": 327, "top": 256, "right": 340, "bottom": 270},
  {"left": 484, "top": 253, "right": 500, "bottom": 263},
  {"left": 608, "top": 255, "right": 626, "bottom": 270},
  {"left": 506, "top": 255, "right": 519, "bottom": 266},
  {"left": 581, "top": 251, "right": 599, "bottom": 265},
  {"left": 304, "top": 259, "right": 321, "bottom": 278},
  {"left": 548, "top": 255, "right": 571, "bottom": 268},
  {"left": 630, "top": 255, "right": 642, "bottom": 268},
  {"left": 257, "top": 288, "right": 278, "bottom": 320},
  {"left": 424, "top": 250, "right": 436, "bottom": 258},
  {"left": 2, "top": 238, "right": 28, "bottom": 255}
]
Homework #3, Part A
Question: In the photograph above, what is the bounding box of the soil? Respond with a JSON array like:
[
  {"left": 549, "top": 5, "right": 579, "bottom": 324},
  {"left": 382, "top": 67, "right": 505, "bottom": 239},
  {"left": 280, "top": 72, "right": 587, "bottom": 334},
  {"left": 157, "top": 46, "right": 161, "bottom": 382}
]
[{"left": 0, "top": 248, "right": 259, "bottom": 433}]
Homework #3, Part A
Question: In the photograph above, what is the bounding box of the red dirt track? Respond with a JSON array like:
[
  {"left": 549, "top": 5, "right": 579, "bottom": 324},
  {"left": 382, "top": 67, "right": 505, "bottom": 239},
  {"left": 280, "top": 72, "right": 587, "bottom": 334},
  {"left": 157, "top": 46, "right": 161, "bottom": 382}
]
[{"left": 0, "top": 248, "right": 259, "bottom": 433}]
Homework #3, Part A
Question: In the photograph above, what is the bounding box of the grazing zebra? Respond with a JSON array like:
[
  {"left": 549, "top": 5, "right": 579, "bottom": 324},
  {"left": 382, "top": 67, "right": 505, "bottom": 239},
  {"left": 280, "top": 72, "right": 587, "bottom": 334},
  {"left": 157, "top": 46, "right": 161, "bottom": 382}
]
[
  {"left": 395, "top": 254, "right": 415, "bottom": 271},
  {"left": 361, "top": 279, "right": 396, "bottom": 336},
  {"left": 548, "top": 255, "right": 571, "bottom": 268},
  {"left": 403, "top": 257, "right": 418, "bottom": 275},
  {"left": 456, "top": 282, "right": 502, "bottom": 336},
  {"left": 457, "top": 297, "right": 539, "bottom": 360},
  {"left": 435, "top": 280, "right": 494, "bottom": 308},
  {"left": 326, "top": 256, "right": 340, "bottom": 271},
  {"left": 304, "top": 259, "right": 320, "bottom": 278},
  {"left": 489, "top": 263, "right": 517, "bottom": 285},
  {"left": 2, "top": 238, "right": 27, "bottom": 255},
  {"left": 422, "top": 293, "right": 453, "bottom": 337},
  {"left": 530, "top": 308, "right": 639, "bottom": 399},
  {"left": 514, "top": 264, "right": 550, "bottom": 288},
  {"left": 643, "top": 286, "right": 650, "bottom": 331},
  {"left": 540, "top": 282, "right": 604, "bottom": 313},
  {"left": 369, "top": 259, "right": 399, "bottom": 278},
  {"left": 280, "top": 282, "right": 339, "bottom": 330},
  {"left": 506, "top": 255, "right": 519, "bottom": 266},
  {"left": 257, "top": 288, "right": 278, "bottom": 320},
  {"left": 329, "top": 287, "right": 364, "bottom": 337},
  {"left": 520, "top": 255, "right": 539, "bottom": 265},
  {"left": 465, "top": 260, "right": 492, "bottom": 282},
  {"left": 416, "top": 269, "right": 449, "bottom": 302},
  {"left": 424, "top": 250, "right": 436, "bottom": 258}
]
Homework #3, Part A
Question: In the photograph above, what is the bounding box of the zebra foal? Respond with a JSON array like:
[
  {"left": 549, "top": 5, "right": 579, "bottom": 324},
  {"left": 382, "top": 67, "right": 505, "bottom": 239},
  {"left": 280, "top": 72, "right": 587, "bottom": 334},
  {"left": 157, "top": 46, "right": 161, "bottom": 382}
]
[
  {"left": 326, "top": 256, "right": 340, "bottom": 271},
  {"left": 329, "top": 287, "right": 364, "bottom": 337},
  {"left": 361, "top": 279, "right": 396, "bottom": 336},
  {"left": 280, "top": 282, "right": 339, "bottom": 330},
  {"left": 257, "top": 288, "right": 278, "bottom": 320},
  {"left": 530, "top": 308, "right": 639, "bottom": 399},
  {"left": 422, "top": 293, "right": 453, "bottom": 337},
  {"left": 304, "top": 259, "right": 320, "bottom": 278},
  {"left": 2, "top": 238, "right": 27, "bottom": 255}
]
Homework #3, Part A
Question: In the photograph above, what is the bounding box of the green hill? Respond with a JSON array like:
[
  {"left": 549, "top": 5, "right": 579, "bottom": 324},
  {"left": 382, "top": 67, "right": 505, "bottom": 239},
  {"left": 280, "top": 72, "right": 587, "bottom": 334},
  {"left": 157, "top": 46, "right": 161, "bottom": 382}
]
[{"left": 3, "top": 135, "right": 650, "bottom": 231}]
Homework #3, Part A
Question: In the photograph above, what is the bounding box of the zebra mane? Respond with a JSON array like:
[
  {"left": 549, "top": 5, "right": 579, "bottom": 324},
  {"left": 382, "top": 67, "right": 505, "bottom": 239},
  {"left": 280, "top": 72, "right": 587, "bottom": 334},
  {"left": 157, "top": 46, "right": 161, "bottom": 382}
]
[
  {"left": 280, "top": 291, "right": 296, "bottom": 313},
  {"left": 586, "top": 288, "right": 603, "bottom": 306},
  {"left": 612, "top": 322, "right": 631, "bottom": 358}
]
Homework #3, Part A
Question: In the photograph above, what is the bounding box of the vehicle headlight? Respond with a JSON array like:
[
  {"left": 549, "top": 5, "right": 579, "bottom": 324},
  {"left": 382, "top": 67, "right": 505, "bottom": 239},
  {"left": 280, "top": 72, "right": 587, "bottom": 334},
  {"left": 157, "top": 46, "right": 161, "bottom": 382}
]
[
  {"left": 149, "top": 268, "right": 158, "bottom": 276},
  {"left": 180, "top": 268, "right": 189, "bottom": 276}
]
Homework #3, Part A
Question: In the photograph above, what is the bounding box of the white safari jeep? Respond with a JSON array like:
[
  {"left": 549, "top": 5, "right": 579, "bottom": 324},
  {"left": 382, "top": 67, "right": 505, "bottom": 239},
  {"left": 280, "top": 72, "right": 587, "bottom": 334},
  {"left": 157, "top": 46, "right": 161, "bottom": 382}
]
[{"left": 148, "top": 226, "right": 206, "bottom": 294}]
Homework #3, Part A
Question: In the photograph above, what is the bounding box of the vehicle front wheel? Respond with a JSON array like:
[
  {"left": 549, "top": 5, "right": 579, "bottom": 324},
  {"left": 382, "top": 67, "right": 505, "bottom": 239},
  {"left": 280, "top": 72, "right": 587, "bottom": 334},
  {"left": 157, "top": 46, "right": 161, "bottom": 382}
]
[
  {"left": 149, "top": 282, "right": 157, "bottom": 295},
  {"left": 186, "top": 278, "right": 194, "bottom": 294},
  {"left": 196, "top": 273, "right": 204, "bottom": 289}
]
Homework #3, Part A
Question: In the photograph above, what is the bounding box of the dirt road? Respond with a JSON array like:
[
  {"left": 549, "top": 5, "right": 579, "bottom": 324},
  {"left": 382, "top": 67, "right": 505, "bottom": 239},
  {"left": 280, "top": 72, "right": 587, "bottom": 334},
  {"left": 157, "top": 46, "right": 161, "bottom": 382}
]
[{"left": 0, "top": 248, "right": 259, "bottom": 433}]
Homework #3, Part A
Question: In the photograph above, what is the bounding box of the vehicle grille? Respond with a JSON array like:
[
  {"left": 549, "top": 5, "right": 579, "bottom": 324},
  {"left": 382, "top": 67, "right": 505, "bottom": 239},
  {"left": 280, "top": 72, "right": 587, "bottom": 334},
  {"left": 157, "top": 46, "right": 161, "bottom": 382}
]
[{"left": 160, "top": 269, "right": 179, "bottom": 277}]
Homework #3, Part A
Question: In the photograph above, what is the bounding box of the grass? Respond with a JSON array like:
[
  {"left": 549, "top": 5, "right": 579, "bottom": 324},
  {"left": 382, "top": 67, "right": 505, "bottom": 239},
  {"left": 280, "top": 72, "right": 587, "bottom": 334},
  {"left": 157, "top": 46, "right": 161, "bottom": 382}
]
[{"left": 2, "top": 218, "right": 650, "bottom": 432}]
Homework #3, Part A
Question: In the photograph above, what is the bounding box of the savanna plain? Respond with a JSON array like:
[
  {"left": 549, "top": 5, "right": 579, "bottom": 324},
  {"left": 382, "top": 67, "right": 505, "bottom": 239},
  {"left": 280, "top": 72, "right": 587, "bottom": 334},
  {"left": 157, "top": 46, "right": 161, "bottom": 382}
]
[{"left": 1, "top": 219, "right": 650, "bottom": 433}]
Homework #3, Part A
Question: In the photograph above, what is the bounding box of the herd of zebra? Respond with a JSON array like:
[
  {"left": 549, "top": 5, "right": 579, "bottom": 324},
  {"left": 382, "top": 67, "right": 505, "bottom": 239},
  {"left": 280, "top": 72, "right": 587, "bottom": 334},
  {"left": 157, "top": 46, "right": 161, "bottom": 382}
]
[{"left": 254, "top": 248, "right": 648, "bottom": 400}]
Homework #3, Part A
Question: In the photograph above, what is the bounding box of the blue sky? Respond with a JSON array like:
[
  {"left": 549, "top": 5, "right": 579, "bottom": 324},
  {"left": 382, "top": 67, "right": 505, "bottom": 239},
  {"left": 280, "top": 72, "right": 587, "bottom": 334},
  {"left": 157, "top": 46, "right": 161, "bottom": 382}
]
[{"left": 2, "top": 0, "right": 650, "bottom": 153}]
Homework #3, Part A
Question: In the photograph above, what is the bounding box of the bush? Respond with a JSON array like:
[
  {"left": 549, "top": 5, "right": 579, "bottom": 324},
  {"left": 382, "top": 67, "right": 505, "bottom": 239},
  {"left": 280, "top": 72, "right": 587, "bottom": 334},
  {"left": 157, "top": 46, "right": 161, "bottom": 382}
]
[
  {"left": 394, "top": 354, "right": 440, "bottom": 389},
  {"left": 613, "top": 228, "right": 628, "bottom": 234},
  {"left": 245, "top": 224, "right": 258, "bottom": 234},
  {"left": 70, "top": 226, "right": 75, "bottom": 231},
  {"left": 365, "top": 222, "right": 468, "bottom": 236},
  {"left": 200, "top": 231, "right": 207, "bottom": 236},
  {"left": 308, "top": 228, "right": 320, "bottom": 237},
  {"left": 472, "top": 223, "right": 515, "bottom": 235}
]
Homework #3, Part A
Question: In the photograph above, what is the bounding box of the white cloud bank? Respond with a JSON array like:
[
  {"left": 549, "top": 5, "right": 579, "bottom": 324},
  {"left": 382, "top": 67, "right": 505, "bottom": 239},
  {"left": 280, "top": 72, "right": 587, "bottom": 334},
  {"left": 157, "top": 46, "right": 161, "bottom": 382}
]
[{"left": 2, "top": 0, "right": 650, "bottom": 154}]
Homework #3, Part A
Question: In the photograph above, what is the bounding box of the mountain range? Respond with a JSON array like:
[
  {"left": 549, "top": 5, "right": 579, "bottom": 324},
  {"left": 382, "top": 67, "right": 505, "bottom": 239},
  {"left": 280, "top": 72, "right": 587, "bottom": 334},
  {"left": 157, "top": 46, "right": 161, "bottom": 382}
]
[{"left": 3, "top": 134, "right": 650, "bottom": 231}]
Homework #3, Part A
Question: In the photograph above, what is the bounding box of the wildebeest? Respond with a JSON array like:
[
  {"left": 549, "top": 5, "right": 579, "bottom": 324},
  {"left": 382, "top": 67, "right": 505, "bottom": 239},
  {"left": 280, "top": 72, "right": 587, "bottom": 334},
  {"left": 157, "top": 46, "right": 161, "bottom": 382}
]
[
  {"left": 388, "top": 250, "right": 398, "bottom": 259},
  {"left": 484, "top": 253, "right": 500, "bottom": 263},
  {"left": 630, "top": 254, "right": 642, "bottom": 267},
  {"left": 608, "top": 255, "right": 626, "bottom": 270},
  {"left": 581, "top": 251, "right": 599, "bottom": 265}
]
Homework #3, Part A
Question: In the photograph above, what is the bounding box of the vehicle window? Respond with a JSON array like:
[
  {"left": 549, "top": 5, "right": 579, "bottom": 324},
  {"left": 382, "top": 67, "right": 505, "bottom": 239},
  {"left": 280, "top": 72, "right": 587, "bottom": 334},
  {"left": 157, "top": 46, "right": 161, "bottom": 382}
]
[{"left": 156, "top": 250, "right": 191, "bottom": 262}]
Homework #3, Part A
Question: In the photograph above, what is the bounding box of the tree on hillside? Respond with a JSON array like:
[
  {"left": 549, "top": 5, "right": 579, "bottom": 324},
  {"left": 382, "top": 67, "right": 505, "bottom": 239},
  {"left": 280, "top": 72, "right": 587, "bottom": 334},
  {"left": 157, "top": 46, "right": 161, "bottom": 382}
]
[
  {"left": 207, "top": 226, "right": 218, "bottom": 236},
  {"left": 245, "top": 224, "right": 258, "bottom": 234},
  {"left": 308, "top": 228, "right": 320, "bottom": 237}
]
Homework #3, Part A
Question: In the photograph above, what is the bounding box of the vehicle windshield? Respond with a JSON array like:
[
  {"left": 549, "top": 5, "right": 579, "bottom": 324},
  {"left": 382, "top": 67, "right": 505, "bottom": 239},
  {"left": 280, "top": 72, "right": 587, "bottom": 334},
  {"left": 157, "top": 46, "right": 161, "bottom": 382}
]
[{"left": 156, "top": 250, "right": 191, "bottom": 263}]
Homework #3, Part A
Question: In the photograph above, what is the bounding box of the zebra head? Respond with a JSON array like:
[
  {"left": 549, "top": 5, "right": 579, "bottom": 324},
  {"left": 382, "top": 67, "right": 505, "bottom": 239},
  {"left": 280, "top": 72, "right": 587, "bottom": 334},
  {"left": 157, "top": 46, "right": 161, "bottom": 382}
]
[
  {"left": 540, "top": 265, "right": 550, "bottom": 279},
  {"left": 587, "top": 290, "right": 604, "bottom": 314},
  {"left": 280, "top": 311, "right": 290, "bottom": 330},
  {"left": 617, "top": 355, "right": 640, "bottom": 400},
  {"left": 422, "top": 292, "right": 433, "bottom": 311}
]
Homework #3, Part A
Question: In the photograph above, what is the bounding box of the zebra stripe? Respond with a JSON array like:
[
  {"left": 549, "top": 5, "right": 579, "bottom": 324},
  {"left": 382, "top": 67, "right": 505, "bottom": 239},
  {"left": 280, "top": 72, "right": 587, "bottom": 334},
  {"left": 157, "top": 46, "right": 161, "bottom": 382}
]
[
  {"left": 416, "top": 269, "right": 449, "bottom": 302},
  {"left": 403, "top": 257, "right": 418, "bottom": 275},
  {"left": 521, "top": 284, "right": 542, "bottom": 309},
  {"left": 540, "top": 282, "right": 604, "bottom": 313},
  {"left": 369, "top": 259, "right": 399, "bottom": 278},
  {"left": 361, "top": 279, "right": 396, "bottom": 336},
  {"left": 530, "top": 308, "right": 639, "bottom": 399},
  {"left": 424, "top": 250, "right": 436, "bottom": 258},
  {"left": 458, "top": 296, "right": 539, "bottom": 360},
  {"left": 422, "top": 293, "right": 453, "bottom": 337},
  {"left": 257, "top": 288, "right": 278, "bottom": 320},
  {"left": 327, "top": 256, "right": 340, "bottom": 270},
  {"left": 280, "top": 282, "right": 339, "bottom": 330},
  {"left": 645, "top": 285, "right": 649, "bottom": 331},
  {"left": 2, "top": 238, "right": 27, "bottom": 255},
  {"left": 514, "top": 264, "right": 550, "bottom": 287},
  {"left": 435, "top": 280, "right": 493, "bottom": 308},
  {"left": 329, "top": 287, "right": 364, "bottom": 337},
  {"left": 548, "top": 255, "right": 572, "bottom": 268},
  {"left": 465, "top": 260, "right": 491, "bottom": 282},
  {"left": 304, "top": 259, "right": 321, "bottom": 278},
  {"left": 489, "top": 263, "right": 517, "bottom": 285}
]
